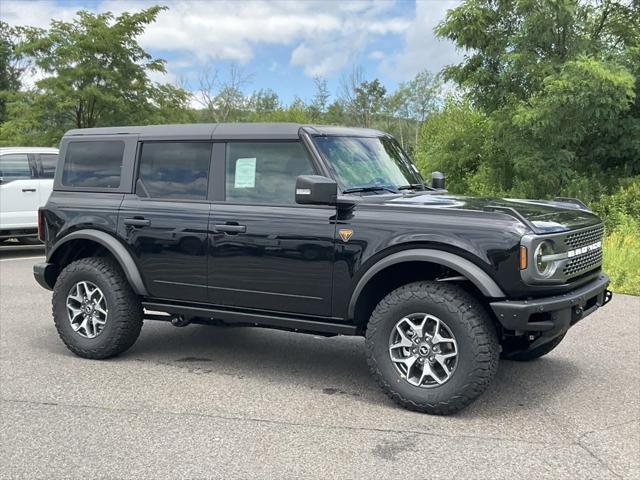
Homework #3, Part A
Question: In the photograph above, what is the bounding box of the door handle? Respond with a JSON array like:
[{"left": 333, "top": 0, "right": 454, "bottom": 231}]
[
  {"left": 213, "top": 224, "right": 246, "bottom": 234},
  {"left": 123, "top": 218, "right": 151, "bottom": 227},
  {"left": 22, "top": 188, "right": 37, "bottom": 192}
]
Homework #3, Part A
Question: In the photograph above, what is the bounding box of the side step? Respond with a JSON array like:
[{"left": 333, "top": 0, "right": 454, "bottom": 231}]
[{"left": 142, "top": 301, "right": 359, "bottom": 336}]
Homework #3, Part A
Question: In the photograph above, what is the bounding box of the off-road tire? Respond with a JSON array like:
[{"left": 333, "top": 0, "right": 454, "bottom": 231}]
[
  {"left": 365, "top": 281, "right": 499, "bottom": 415},
  {"left": 52, "top": 256, "right": 143, "bottom": 359},
  {"left": 501, "top": 333, "right": 566, "bottom": 361}
]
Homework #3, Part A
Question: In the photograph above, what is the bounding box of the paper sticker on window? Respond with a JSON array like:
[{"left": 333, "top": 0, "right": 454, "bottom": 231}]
[{"left": 234, "top": 158, "right": 256, "bottom": 188}]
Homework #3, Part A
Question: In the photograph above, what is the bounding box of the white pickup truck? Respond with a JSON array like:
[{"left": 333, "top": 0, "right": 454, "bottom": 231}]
[{"left": 0, "top": 147, "right": 59, "bottom": 244}]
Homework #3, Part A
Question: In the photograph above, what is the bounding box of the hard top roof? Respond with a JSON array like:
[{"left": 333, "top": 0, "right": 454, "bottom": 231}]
[{"left": 63, "top": 123, "right": 386, "bottom": 140}]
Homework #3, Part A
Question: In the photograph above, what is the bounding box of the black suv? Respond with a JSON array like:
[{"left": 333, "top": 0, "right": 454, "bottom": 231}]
[{"left": 34, "top": 123, "right": 612, "bottom": 414}]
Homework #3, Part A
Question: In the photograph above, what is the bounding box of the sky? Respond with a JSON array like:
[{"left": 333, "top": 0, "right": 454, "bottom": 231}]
[{"left": 1, "top": 0, "right": 463, "bottom": 105}]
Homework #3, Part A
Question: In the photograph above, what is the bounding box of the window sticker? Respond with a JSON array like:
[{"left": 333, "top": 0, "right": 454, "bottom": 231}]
[{"left": 234, "top": 157, "right": 257, "bottom": 188}]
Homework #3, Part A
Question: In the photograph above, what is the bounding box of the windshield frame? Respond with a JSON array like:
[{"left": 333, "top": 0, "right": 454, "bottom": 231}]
[{"left": 310, "top": 134, "right": 425, "bottom": 194}]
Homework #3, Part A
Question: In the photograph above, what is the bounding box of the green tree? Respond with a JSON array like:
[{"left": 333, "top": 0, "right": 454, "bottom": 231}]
[
  {"left": 20, "top": 7, "right": 170, "bottom": 129},
  {"left": 419, "top": 0, "right": 640, "bottom": 202},
  {"left": 0, "top": 21, "right": 29, "bottom": 124},
  {"left": 308, "top": 76, "right": 330, "bottom": 121}
]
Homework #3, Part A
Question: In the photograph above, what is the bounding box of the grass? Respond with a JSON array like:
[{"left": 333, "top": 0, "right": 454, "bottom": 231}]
[{"left": 603, "top": 229, "right": 640, "bottom": 296}]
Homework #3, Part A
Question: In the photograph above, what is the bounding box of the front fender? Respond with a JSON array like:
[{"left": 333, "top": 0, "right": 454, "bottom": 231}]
[
  {"left": 48, "top": 229, "right": 148, "bottom": 296},
  {"left": 347, "top": 248, "right": 506, "bottom": 319}
]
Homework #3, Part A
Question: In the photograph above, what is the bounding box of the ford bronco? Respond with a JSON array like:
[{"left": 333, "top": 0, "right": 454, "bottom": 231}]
[{"left": 33, "top": 123, "right": 612, "bottom": 414}]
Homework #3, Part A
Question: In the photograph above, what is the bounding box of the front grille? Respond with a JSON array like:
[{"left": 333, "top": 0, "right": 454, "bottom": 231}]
[
  {"left": 564, "top": 225, "right": 604, "bottom": 249},
  {"left": 563, "top": 249, "right": 603, "bottom": 277},
  {"left": 560, "top": 224, "right": 605, "bottom": 279}
]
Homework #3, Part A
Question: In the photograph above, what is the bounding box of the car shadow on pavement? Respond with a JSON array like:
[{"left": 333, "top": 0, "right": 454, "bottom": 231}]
[{"left": 94, "top": 321, "right": 582, "bottom": 415}]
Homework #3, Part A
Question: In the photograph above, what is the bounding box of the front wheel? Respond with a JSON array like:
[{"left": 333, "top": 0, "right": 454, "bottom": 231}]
[
  {"left": 52, "top": 256, "right": 143, "bottom": 359},
  {"left": 365, "top": 281, "right": 499, "bottom": 415}
]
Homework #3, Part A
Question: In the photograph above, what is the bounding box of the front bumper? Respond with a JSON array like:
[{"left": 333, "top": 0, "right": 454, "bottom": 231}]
[
  {"left": 490, "top": 273, "right": 612, "bottom": 338},
  {"left": 33, "top": 262, "right": 57, "bottom": 290}
]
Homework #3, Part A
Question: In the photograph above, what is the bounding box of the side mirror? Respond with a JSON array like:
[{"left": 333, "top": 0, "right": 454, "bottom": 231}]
[
  {"left": 431, "top": 171, "right": 445, "bottom": 190},
  {"left": 295, "top": 175, "right": 337, "bottom": 205}
]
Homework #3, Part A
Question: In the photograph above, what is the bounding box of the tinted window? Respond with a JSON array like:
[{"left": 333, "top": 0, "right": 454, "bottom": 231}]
[
  {"left": 225, "top": 142, "right": 314, "bottom": 204},
  {"left": 62, "top": 141, "right": 124, "bottom": 188},
  {"left": 40, "top": 154, "right": 58, "bottom": 179},
  {"left": 0, "top": 154, "right": 34, "bottom": 182},
  {"left": 137, "top": 142, "right": 211, "bottom": 200}
]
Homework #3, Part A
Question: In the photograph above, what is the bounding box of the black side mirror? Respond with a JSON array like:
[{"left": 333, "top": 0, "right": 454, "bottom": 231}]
[
  {"left": 295, "top": 175, "right": 337, "bottom": 205},
  {"left": 431, "top": 171, "right": 445, "bottom": 190}
]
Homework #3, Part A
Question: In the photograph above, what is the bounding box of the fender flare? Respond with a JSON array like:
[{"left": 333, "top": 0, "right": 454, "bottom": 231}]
[
  {"left": 347, "top": 248, "right": 506, "bottom": 319},
  {"left": 48, "top": 229, "right": 148, "bottom": 296}
]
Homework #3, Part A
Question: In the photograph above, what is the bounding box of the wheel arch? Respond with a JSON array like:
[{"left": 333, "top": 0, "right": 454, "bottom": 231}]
[
  {"left": 47, "top": 229, "right": 148, "bottom": 296},
  {"left": 347, "top": 249, "right": 506, "bottom": 322}
]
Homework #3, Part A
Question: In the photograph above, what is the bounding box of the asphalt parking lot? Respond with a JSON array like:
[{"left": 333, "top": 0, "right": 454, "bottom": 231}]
[{"left": 0, "top": 245, "right": 638, "bottom": 479}]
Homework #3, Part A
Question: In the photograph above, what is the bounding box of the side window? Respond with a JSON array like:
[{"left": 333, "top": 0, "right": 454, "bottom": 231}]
[
  {"left": 62, "top": 141, "right": 124, "bottom": 188},
  {"left": 225, "top": 142, "right": 315, "bottom": 204},
  {"left": 39, "top": 154, "right": 58, "bottom": 179},
  {"left": 0, "top": 154, "right": 34, "bottom": 182},
  {"left": 137, "top": 142, "right": 211, "bottom": 200}
]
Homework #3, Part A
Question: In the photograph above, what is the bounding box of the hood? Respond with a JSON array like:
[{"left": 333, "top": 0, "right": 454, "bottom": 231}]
[{"left": 362, "top": 193, "right": 601, "bottom": 233}]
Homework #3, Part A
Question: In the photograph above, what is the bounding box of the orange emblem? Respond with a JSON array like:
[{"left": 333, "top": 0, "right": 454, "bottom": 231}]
[{"left": 339, "top": 228, "right": 353, "bottom": 242}]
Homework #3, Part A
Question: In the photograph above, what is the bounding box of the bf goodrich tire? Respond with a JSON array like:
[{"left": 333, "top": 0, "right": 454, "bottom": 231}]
[
  {"left": 365, "top": 281, "right": 499, "bottom": 415},
  {"left": 52, "top": 256, "right": 143, "bottom": 359},
  {"left": 501, "top": 333, "right": 566, "bottom": 361}
]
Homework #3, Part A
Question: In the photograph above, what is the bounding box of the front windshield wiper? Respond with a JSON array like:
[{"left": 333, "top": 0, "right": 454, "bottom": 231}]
[
  {"left": 343, "top": 186, "right": 398, "bottom": 194},
  {"left": 397, "top": 183, "right": 431, "bottom": 191},
  {"left": 398, "top": 183, "right": 437, "bottom": 192}
]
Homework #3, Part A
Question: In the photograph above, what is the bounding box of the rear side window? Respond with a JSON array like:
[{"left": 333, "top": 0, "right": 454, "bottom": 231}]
[
  {"left": 39, "top": 154, "right": 58, "bottom": 179},
  {"left": 62, "top": 141, "right": 124, "bottom": 188},
  {"left": 137, "top": 142, "right": 211, "bottom": 200},
  {"left": 0, "top": 154, "right": 35, "bottom": 182}
]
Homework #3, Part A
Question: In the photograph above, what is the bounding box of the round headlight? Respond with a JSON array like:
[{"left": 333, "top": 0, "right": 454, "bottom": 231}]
[{"left": 534, "top": 241, "right": 557, "bottom": 278}]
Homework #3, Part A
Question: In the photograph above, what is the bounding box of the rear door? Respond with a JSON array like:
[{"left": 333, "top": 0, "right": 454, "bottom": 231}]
[
  {"left": 117, "top": 141, "right": 212, "bottom": 302},
  {"left": 0, "top": 152, "right": 40, "bottom": 229}
]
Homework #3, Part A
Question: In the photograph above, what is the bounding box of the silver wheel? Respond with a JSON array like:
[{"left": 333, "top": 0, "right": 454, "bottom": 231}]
[
  {"left": 66, "top": 281, "right": 108, "bottom": 339},
  {"left": 388, "top": 313, "right": 458, "bottom": 388}
]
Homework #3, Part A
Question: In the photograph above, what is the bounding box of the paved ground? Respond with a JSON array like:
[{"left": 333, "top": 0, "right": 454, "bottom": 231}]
[{"left": 0, "top": 245, "right": 638, "bottom": 479}]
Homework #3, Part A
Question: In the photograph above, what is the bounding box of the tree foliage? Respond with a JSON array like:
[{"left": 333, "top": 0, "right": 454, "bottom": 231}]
[
  {"left": 419, "top": 0, "right": 640, "bottom": 203},
  {"left": 0, "top": 7, "right": 194, "bottom": 145}
]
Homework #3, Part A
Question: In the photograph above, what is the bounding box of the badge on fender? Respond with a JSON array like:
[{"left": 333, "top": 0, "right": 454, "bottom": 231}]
[{"left": 339, "top": 228, "right": 353, "bottom": 242}]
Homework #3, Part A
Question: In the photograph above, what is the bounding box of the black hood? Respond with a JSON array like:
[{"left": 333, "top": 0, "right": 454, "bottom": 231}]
[{"left": 359, "top": 193, "right": 601, "bottom": 233}]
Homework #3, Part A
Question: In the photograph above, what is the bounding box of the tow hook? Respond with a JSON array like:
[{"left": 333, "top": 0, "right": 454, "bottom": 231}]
[{"left": 171, "top": 315, "right": 191, "bottom": 327}]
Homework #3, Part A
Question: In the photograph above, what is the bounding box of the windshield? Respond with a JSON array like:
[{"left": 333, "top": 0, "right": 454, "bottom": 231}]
[{"left": 313, "top": 135, "right": 424, "bottom": 193}]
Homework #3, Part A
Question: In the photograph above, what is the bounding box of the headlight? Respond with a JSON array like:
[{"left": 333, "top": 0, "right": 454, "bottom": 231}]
[{"left": 534, "top": 241, "right": 557, "bottom": 278}]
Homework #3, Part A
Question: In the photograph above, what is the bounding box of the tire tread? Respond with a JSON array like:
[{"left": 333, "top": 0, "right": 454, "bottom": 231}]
[{"left": 365, "top": 281, "right": 499, "bottom": 415}]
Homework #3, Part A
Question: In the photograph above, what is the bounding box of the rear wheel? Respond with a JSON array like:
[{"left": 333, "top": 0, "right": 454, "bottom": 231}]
[
  {"left": 52, "top": 256, "right": 143, "bottom": 359},
  {"left": 501, "top": 333, "right": 566, "bottom": 361},
  {"left": 365, "top": 281, "right": 499, "bottom": 415}
]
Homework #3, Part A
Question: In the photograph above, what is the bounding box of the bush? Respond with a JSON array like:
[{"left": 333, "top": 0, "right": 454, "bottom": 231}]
[
  {"left": 603, "top": 228, "right": 640, "bottom": 295},
  {"left": 593, "top": 178, "right": 640, "bottom": 295}
]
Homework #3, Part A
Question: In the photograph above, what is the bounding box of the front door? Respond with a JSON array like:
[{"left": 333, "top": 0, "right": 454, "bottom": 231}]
[
  {"left": 208, "top": 141, "right": 336, "bottom": 317},
  {"left": 118, "top": 141, "right": 213, "bottom": 302}
]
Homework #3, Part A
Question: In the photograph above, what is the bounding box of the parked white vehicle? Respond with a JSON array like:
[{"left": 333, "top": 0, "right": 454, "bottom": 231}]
[{"left": 0, "top": 147, "right": 58, "bottom": 243}]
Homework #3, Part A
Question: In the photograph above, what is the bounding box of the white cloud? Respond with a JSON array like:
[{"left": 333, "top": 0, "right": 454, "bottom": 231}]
[
  {"left": 2, "top": 0, "right": 412, "bottom": 78},
  {"left": 381, "top": 1, "right": 462, "bottom": 80}
]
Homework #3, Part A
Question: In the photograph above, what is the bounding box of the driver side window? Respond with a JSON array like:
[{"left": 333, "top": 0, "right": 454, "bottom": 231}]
[{"left": 225, "top": 142, "right": 315, "bottom": 204}]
